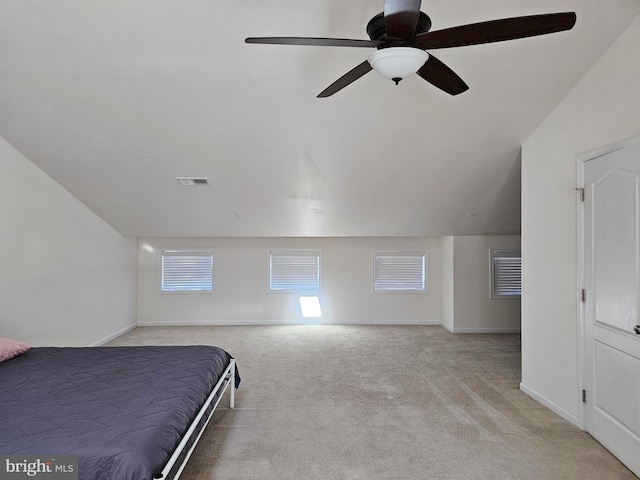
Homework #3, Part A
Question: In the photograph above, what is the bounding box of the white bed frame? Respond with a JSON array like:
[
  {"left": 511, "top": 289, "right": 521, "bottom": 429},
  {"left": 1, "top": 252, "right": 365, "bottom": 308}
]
[{"left": 155, "top": 358, "right": 236, "bottom": 480}]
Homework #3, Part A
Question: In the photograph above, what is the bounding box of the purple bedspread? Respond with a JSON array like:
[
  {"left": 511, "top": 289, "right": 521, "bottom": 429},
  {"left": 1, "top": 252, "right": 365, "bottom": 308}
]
[{"left": 0, "top": 346, "right": 236, "bottom": 480}]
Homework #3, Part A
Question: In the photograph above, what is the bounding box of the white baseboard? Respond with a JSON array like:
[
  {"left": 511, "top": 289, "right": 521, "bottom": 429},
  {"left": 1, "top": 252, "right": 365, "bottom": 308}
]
[
  {"left": 90, "top": 323, "right": 137, "bottom": 346},
  {"left": 440, "top": 322, "right": 454, "bottom": 333},
  {"left": 137, "top": 320, "right": 282, "bottom": 327},
  {"left": 450, "top": 327, "right": 521, "bottom": 333},
  {"left": 132, "top": 320, "right": 515, "bottom": 332},
  {"left": 440, "top": 323, "right": 521, "bottom": 333},
  {"left": 335, "top": 319, "right": 441, "bottom": 326},
  {"left": 440, "top": 323, "right": 520, "bottom": 333},
  {"left": 137, "top": 319, "right": 441, "bottom": 327},
  {"left": 519, "top": 382, "right": 581, "bottom": 428}
]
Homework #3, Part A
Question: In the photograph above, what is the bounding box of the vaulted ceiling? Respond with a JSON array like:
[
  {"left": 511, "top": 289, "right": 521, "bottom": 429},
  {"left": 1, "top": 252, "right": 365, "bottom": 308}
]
[{"left": 1, "top": 1, "right": 639, "bottom": 237}]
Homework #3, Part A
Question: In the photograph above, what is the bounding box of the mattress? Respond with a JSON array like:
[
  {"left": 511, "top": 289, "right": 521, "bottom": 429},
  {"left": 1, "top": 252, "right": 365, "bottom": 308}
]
[{"left": 0, "top": 345, "right": 237, "bottom": 480}]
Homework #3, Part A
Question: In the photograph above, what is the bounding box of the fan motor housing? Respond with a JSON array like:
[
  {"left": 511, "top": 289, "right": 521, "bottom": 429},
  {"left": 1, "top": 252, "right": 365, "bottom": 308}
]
[{"left": 366, "top": 11, "right": 432, "bottom": 45}]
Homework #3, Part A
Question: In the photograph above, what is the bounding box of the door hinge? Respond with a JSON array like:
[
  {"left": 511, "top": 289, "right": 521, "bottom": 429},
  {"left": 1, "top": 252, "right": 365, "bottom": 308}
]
[
  {"left": 582, "top": 389, "right": 586, "bottom": 403},
  {"left": 581, "top": 289, "right": 586, "bottom": 302},
  {"left": 574, "top": 187, "right": 585, "bottom": 201}
]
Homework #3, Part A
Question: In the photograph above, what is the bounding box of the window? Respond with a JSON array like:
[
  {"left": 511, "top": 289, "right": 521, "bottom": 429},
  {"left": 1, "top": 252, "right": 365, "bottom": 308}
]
[
  {"left": 374, "top": 250, "right": 426, "bottom": 292},
  {"left": 269, "top": 249, "right": 321, "bottom": 292},
  {"left": 490, "top": 249, "right": 521, "bottom": 298},
  {"left": 160, "top": 249, "right": 213, "bottom": 293}
]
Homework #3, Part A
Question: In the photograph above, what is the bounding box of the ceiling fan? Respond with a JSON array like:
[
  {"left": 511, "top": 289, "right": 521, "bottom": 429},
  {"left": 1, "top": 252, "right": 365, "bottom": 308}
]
[{"left": 245, "top": 0, "right": 576, "bottom": 98}]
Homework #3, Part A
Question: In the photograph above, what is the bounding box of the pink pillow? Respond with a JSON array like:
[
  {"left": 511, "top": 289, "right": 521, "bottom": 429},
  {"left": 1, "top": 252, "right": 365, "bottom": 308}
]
[{"left": 0, "top": 337, "right": 31, "bottom": 362}]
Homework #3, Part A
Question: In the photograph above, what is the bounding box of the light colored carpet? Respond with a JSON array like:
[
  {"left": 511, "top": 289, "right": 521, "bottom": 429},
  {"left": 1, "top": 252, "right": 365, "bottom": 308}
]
[{"left": 108, "top": 325, "right": 636, "bottom": 480}]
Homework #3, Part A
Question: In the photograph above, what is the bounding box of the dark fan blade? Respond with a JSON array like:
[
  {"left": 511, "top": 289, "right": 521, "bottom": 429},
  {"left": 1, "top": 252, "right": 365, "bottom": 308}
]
[
  {"left": 245, "top": 37, "right": 381, "bottom": 48},
  {"left": 317, "top": 61, "right": 373, "bottom": 98},
  {"left": 383, "top": 0, "right": 422, "bottom": 42},
  {"left": 417, "top": 55, "right": 469, "bottom": 95},
  {"left": 415, "top": 12, "right": 576, "bottom": 50}
]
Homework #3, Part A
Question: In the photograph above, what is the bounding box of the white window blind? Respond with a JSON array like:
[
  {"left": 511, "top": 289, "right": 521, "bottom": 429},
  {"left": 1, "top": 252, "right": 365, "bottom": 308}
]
[
  {"left": 160, "top": 250, "right": 213, "bottom": 292},
  {"left": 269, "top": 249, "right": 321, "bottom": 292},
  {"left": 491, "top": 249, "right": 521, "bottom": 298},
  {"left": 374, "top": 250, "right": 426, "bottom": 292}
]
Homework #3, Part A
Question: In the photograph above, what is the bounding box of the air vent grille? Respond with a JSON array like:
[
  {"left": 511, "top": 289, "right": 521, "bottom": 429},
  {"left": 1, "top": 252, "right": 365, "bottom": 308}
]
[{"left": 176, "top": 177, "right": 209, "bottom": 186}]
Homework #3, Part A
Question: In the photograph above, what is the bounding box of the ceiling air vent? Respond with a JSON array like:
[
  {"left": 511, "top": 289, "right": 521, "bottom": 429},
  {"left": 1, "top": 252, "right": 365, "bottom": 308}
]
[{"left": 176, "top": 177, "right": 209, "bottom": 186}]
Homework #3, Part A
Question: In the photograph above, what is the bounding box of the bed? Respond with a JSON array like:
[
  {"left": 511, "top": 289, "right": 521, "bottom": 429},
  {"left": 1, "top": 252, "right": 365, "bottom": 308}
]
[{"left": 0, "top": 344, "right": 239, "bottom": 480}]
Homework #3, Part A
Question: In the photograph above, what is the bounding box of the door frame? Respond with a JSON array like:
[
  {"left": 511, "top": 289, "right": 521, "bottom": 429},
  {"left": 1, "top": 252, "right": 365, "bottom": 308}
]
[{"left": 576, "top": 133, "right": 640, "bottom": 432}]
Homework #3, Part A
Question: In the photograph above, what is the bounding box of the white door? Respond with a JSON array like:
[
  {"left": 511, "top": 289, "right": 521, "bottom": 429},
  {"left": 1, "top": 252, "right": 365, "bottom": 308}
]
[{"left": 583, "top": 139, "right": 640, "bottom": 477}]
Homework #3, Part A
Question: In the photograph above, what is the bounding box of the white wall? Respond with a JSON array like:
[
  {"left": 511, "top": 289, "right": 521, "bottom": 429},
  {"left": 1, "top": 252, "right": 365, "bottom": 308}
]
[
  {"left": 521, "top": 14, "right": 640, "bottom": 425},
  {"left": 137, "top": 236, "right": 441, "bottom": 325},
  {"left": 0, "top": 136, "right": 138, "bottom": 347},
  {"left": 441, "top": 235, "right": 521, "bottom": 333},
  {"left": 440, "top": 236, "right": 455, "bottom": 332}
]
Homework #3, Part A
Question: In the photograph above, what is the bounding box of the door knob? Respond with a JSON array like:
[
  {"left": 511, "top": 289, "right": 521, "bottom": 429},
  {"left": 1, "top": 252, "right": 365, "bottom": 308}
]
[{"left": 635, "top": 325, "right": 640, "bottom": 335}]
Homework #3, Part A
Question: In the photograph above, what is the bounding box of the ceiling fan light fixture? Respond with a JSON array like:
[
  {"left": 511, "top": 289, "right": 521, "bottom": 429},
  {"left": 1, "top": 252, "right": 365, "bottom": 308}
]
[{"left": 367, "top": 47, "right": 429, "bottom": 83}]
